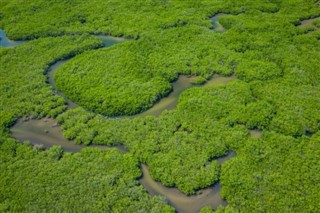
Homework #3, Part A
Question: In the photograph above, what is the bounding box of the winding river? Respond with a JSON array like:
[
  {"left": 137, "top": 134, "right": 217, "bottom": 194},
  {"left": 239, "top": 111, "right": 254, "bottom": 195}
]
[
  {"left": 47, "top": 58, "right": 236, "bottom": 117},
  {"left": 10, "top": 118, "right": 234, "bottom": 212},
  {"left": 4, "top": 19, "right": 236, "bottom": 212}
]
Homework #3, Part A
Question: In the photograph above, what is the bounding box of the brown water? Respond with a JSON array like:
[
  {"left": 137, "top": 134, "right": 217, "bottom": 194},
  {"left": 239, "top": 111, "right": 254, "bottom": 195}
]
[
  {"left": 10, "top": 119, "right": 127, "bottom": 153},
  {"left": 203, "top": 74, "right": 236, "bottom": 88},
  {"left": 210, "top": 13, "right": 227, "bottom": 33},
  {"left": 139, "top": 164, "right": 226, "bottom": 213},
  {"left": 138, "top": 74, "right": 236, "bottom": 117},
  {"left": 298, "top": 16, "right": 320, "bottom": 28},
  {"left": 10, "top": 118, "right": 236, "bottom": 213},
  {"left": 47, "top": 61, "right": 236, "bottom": 117},
  {"left": 139, "top": 152, "right": 236, "bottom": 213},
  {"left": 137, "top": 76, "right": 196, "bottom": 117}
]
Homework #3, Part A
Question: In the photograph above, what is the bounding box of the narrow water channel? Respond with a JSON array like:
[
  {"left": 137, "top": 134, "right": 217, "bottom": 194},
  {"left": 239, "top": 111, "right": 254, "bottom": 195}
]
[
  {"left": 10, "top": 119, "right": 127, "bottom": 153},
  {"left": 10, "top": 118, "right": 235, "bottom": 213},
  {"left": 298, "top": 16, "right": 320, "bottom": 28},
  {"left": 140, "top": 164, "right": 226, "bottom": 213},
  {"left": 0, "top": 29, "right": 27, "bottom": 47},
  {"left": 6, "top": 26, "right": 237, "bottom": 212},
  {"left": 47, "top": 58, "right": 236, "bottom": 117},
  {"left": 210, "top": 13, "right": 227, "bottom": 33}
]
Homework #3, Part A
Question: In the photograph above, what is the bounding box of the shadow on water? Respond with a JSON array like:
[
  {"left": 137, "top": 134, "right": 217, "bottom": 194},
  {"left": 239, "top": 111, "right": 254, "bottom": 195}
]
[{"left": 0, "top": 29, "right": 27, "bottom": 47}]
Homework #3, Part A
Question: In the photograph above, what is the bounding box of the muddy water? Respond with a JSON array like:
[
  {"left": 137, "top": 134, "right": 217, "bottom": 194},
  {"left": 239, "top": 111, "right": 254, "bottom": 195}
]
[
  {"left": 0, "top": 29, "right": 27, "bottom": 47},
  {"left": 210, "top": 13, "right": 227, "bottom": 33},
  {"left": 137, "top": 76, "right": 196, "bottom": 117},
  {"left": 139, "top": 152, "right": 237, "bottom": 213},
  {"left": 216, "top": 151, "right": 237, "bottom": 164},
  {"left": 10, "top": 118, "right": 236, "bottom": 213},
  {"left": 203, "top": 74, "right": 236, "bottom": 88},
  {"left": 47, "top": 61, "right": 236, "bottom": 117},
  {"left": 298, "top": 16, "right": 320, "bottom": 28},
  {"left": 10, "top": 119, "right": 127, "bottom": 153},
  {"left": 139, "top": 164, "right": 226, "bottom": 213}
]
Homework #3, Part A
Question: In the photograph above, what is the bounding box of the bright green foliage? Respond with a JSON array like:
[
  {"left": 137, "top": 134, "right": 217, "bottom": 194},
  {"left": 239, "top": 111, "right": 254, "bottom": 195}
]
[
  {"left": 243, "top": 100, "right": 275, "bottom": 129},
  {"left": 1, "top": 0, "right": 320, "bottom": 212},
  {"left": 54, "top": 25, "right": 238, "bottom": 116},
  {"left": 253, "top": 81, "right": 320, "bottom": 136},
  {"left": 190, "top": 76, "right": 207, "bottom": 85},
  {"left": 236, "top": 60, "right": 282, "bottom": 81},
  {"left": 0, "top": 138, "right": 174, "bottom": 212},
  {"left": 56, "top": 81, "right": 258, "bottom": 194},
  {"left": 0, "top": 0, "right": 285, "bottom": 40},
  {"left": 220, "top": 131, "right": 320, "bottom": 212}
]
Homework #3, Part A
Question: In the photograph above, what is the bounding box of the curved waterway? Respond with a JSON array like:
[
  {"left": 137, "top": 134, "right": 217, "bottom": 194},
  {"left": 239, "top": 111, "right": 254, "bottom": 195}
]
[
  {"left": 0, "top": 29, "right": 27, "bottom": 47},
  {"left": 10, "top": 118, "right": 234, "bottom": 212},
  {"left": 0, "top": 28, "right": 235, "bottom": 117},
  {"left": 298, "top": 16, "right": 320, "bottom": 28},
  {"left": 140, "top": 164, "right": 226, "bottom": 213},
  {"left": 48, "top": 58, "right": 236, "bottom": 117},
  {"left": 11, "top": 119, "right": 127, "bottom": 153},
  {"left": 210, "top": 13, "right": 227, "bottom": 33},
  {"left": 6, "top": 27, "right": 236, "bottom": 212}
]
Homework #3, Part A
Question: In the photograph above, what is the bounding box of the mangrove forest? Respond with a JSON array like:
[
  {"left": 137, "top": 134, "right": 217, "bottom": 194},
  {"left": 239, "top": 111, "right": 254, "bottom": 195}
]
[{"left": 1, "top": 0, "right": 320, "bottom": 212}]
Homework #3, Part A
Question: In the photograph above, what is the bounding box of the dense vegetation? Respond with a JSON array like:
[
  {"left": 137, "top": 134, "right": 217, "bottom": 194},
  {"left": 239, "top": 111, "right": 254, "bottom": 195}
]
[
  {"left": 0, "top": 35, "right": 102, "bottom": 129},
  {"left": 0, "top": 139, "right": 173, "bottom": 212},
  {"left": 1, "top": 0, "right": 320, "bottom": 212}
]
